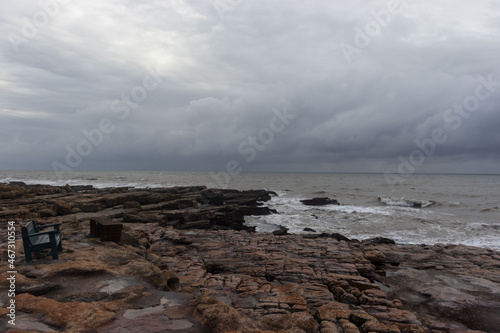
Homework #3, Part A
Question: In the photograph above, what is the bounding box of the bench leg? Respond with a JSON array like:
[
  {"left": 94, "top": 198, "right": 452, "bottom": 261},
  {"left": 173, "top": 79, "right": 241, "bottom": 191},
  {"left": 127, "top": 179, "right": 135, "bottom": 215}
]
[
  {"left": 49, "top": 234, "right": 59, "bottom": 260},
  {"left": 25, "top": 250, "right": 33, "bottom": 263},
  {"left": 23, "top": 241, "right": 33, "bottom": 263}
]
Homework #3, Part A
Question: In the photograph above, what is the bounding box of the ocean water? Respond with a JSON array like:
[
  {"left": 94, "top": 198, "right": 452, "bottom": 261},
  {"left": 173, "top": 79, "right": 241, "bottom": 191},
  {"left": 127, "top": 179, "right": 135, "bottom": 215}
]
[{"left": 1, "top": 170, "right": 499, "bottom": 249}]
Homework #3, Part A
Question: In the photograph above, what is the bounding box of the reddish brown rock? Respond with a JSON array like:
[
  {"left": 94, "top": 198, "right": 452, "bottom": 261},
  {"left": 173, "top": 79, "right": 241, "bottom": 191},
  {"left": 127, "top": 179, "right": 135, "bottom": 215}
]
[
  {"left": 1, "top": 183, "right": 498, "bottom": 333},
  {"left": 54, "top": 200, "right": 73, "bottom": 215},
  {"left": 16, "top": 293, "right": 117, "bottom": 330},
  {"left": 320, "top": 320, "right": 343, "bottom": 333},
  {"left": 194, "top": 297, "right": 256, "bottom": 332},
  {"left": 349, "top": 310, "right": 378, "bottom": 325},
  {"left": 339, "top": 319, "right": 361, "bottom": 333},
  {"left": 364, "top": 249, "right": 387, "bottom": 265},
  {"left": 291, "top": 311, "right": 320, "bottom": 333},
  {"left": 316, "top": 302, "right": 351, "bottom": 321}
]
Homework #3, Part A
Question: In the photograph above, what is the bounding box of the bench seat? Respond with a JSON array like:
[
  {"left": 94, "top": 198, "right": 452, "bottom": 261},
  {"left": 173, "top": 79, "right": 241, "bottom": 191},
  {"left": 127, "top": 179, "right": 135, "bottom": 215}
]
[{"left": 30, "top": 233, "right": 61, "bottom": 246}]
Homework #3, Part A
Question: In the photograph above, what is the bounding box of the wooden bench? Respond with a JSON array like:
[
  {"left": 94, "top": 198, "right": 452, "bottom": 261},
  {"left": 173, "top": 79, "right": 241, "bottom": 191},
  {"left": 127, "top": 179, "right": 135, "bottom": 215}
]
[{"left": 21, "top": 220, "right": 62, "bottom": 263}]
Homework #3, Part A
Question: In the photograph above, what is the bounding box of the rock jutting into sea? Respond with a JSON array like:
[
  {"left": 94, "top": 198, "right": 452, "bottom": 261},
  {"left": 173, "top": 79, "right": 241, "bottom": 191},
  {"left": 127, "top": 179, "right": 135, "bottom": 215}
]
[
  {"left": 300, "top": 197, "right": 340, "bottom": 206},
  {"left": 0, "top": 182, "right": 499, "bottom": 333}
]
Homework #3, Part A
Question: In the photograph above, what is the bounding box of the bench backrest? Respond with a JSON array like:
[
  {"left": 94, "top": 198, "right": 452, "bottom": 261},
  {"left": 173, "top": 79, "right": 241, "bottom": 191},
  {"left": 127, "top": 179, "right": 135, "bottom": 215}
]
[{"left": 21, "top": 221, "right": 38, "bottom": 243}]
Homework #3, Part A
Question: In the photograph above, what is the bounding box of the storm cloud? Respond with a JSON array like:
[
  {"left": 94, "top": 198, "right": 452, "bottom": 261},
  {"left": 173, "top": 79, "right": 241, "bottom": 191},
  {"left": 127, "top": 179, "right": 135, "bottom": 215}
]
[{"left": 1, "top": 0, "right": 499, "bottom": 174}]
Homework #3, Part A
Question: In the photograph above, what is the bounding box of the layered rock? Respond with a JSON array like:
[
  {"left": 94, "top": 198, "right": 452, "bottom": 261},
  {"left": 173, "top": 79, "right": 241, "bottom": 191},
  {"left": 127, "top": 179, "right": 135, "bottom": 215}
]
[
  {"left": 0, "top": 183, "right": 499, "bottom": 333},
  {"left": 0, "top": 183, "right": 276, "bottom": 232}
]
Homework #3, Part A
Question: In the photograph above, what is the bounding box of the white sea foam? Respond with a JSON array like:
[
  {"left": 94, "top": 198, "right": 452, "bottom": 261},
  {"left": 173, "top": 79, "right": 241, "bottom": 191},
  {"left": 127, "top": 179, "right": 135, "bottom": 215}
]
[
  {"left": 268, "top": 196, "right": 395, "bottom": 216},
  {"left": 378, "top": 196, "right": 433, "bottom": 208},
  {"left": 249, "top": 195, "right": 401, "bottom": 237},
  {"left": 246, "top": 192, "right": 500, "bottom": 249}
]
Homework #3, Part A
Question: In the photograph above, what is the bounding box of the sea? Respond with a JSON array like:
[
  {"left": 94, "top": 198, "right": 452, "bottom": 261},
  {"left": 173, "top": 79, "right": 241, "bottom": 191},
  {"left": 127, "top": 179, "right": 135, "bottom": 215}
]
[{"left": 1, "top": 170, "right": 499, "bottom": 250}]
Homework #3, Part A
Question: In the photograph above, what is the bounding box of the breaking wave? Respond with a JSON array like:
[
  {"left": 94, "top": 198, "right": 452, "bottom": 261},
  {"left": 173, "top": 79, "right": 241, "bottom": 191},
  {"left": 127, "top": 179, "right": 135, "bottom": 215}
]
[{"left": 378, "top": 196, "right": 433, "bottom": 208}]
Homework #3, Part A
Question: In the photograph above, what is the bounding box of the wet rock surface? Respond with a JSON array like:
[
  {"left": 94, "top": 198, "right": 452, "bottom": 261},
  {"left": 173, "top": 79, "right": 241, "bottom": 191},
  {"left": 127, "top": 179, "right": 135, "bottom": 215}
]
[
  {"left": 300, "top": 197, "right": 340, "bottom": 206},
  {"left": 0, "top": 183, "right": 499, "bottom": 332}
]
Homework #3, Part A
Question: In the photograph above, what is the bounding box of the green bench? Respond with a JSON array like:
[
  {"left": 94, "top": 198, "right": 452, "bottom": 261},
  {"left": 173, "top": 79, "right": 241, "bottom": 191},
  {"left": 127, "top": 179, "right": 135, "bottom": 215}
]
[{"left": 21, "top": 220, "right": 62, "bottom": 263}]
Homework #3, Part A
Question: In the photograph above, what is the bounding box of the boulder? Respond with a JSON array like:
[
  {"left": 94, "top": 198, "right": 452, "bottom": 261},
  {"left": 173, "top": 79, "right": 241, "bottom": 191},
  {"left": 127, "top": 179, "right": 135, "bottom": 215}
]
[
  {"left": 38, "top": 208, "right": 56, "bottom": 217},
  {"left": 55, "top": 200, "right": 72, "bottom": 215},
  {"left": 369, "top": 237, "right": 396, "bottom": 245},
  {"left": 364, "top": 249, "right": 387, "bottom": 265},
  {"left": 331, "top": 233, "right": 350, "bottom": 242},
  {"left": 300, "top": 197, "right": 339, "bottom": 206},
  {"left": 273, "top": 226, "right": 289, "bottom": 236},
  {"left": 316, "top": 301, "right": 351, "bottom": 321},
  {"left": 118, "top": 260, "right": 165, "bottom": 287},
  {"left": 194, "top": 297, "right": 255, "bottom": 332}
]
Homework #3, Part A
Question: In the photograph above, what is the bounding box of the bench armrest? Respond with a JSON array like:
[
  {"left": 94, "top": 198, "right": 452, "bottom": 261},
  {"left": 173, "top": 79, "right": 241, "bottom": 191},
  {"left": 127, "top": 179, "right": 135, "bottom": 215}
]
[{"left": 38, "top": 223, "right": 61, "bottom": 230}]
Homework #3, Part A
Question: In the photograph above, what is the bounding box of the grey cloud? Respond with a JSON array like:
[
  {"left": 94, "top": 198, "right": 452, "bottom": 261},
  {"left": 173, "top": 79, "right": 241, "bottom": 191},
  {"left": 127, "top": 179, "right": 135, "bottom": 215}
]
[{"left": 1, "top": 0, "right": 499, "bottom": 174}]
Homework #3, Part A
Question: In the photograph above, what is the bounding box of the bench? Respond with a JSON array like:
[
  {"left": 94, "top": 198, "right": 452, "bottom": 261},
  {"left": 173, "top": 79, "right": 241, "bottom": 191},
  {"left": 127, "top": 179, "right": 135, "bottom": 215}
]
[{"left": 21, "top": 220, "right": 62, "bottom": 263}]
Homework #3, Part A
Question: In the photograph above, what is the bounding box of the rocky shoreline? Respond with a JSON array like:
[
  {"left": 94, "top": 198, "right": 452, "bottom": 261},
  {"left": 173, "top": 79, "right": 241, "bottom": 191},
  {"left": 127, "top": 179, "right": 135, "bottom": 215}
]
[{"left": 1, "top": 183, "right": 499, "bottom": 333}]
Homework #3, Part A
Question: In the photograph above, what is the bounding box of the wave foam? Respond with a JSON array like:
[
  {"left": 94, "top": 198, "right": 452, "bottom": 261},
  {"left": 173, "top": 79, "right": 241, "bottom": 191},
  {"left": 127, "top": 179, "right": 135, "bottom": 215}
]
[{"left": 378, "top": 196, "right": 433, "bottom": 208}]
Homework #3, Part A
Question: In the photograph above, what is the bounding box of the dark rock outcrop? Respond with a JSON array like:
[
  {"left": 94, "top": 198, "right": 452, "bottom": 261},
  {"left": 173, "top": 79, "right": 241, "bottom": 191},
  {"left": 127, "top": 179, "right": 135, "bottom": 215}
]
[
  {"left": 272, "top": 225, "right": 289, "bottom": 235},
  {"left": 300, "top": 197, "right": 339, "bottom": 206}
]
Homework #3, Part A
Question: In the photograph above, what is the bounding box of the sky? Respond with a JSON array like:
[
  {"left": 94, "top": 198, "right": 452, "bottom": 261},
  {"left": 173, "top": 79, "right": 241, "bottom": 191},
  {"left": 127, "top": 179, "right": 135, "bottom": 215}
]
[{"left": 1, "top": 0, "right": 499, "bottom": 175}]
